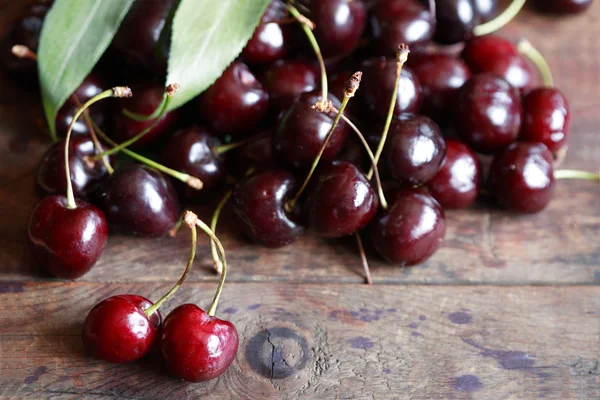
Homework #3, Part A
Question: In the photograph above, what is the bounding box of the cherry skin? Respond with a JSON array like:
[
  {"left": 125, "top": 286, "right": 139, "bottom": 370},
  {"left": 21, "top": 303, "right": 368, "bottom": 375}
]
[
  {"left": 488, "top": 142, "right": 555, "bottom": 213},
  {"left": 55, "top": 73, "right": 107, "bottom": 136},
  {"left": 198, "top": 61, "right": 269, "bottom": 137},
  {"left": 371, "top": 189, "right": 446, "bottom": 265},
  {"left": 160, "top": 304, "right": 239, "bottom": 382},
  {"left": 27, "top": 195, "right": 108, "bottom": 279},
  {"left": 305, "top": 161, "right": 377, "bottom": 238},
  {"left": 112, "top": 84, "right": 180, "bottom": 149},
  {"left": 474, "top": 0, "right": 504, "bottom": 22},
  {"left": 371, "top": 0, "right": 436, "bottom": 56},
  {"left": 461, "top": 35, "right": 537, "bottom": 92},
  {"left": 358, "top": 58, "right": 422, "bottom": 121},
  {"left": 521, "top": 88, "right": 571, "bottom": 153},
  {"left": 160, "top": 126, "right": 226, "bottom": 195},
  {"left": 82, "top": 295, "right": 161, "bottom": 363},
  {"left": 273, "top": 91, "right": 349, "bottom": 169},
  {"left": 100, "top": 164, "right": 180, "bottom": 237},
  {"left": 310, "top": 0, "right": 367, "bottom": 58},
  {"left": 231, "top": 169, "right": 304, "bottom": 248},
  {"left": 231, "top": 133, "right": 277, "bottom": 176},
  {"left": 242, "top": 0, "right": 289, "bottom": 63},
  {"left": 383, "top": 115, "right": 447, "bottom": 186},
  {"left": 407, "top": 53, "right": 472, "bottom": 125},
  {"left": 261, "top": 60, "right": 318, "bottom": 113},
  {"left": 428, "top": 139, "right": 481, "bottom": 209},
  {"left": 454, "top": 74, "right": 522, "bottom": 154},
  {"left": 434, "top": 0, "right": 481, "bottom": 45},
  {"left": 36, "top": 135, "right": 111, "bottom": 200},
  {"left": 533, "top": 0, "right": 593, "bottom": 14}
]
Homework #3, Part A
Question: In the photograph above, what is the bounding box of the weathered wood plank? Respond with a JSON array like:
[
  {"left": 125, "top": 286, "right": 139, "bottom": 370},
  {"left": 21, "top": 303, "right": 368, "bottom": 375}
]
[{"left": 0, "top": 282, "right": 598, "bottom": 399}]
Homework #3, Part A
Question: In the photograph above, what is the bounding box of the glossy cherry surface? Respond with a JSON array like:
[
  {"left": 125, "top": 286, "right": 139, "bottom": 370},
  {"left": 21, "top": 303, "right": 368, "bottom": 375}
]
[
  {"left": 160, "top": 304, "right": 239, "bottom": 382},
  {"left": 101, "top": 164, "right": 180, "bottom": 237},
  {"left": 231, "top": 169, "right": 304, "bottom": 248},
  {"left": 242, "top": 0, "right": 289, "bottom": 63},
  {"left": 370, "top": 189, "right": 446, "bottom": 266},
  {"left": 488, "top": 142, "right": 555, "bottom": 213},
  {"left": 273, "top": 91, "right": 349, "bottom": 169},
  {"left": 310, "top": 0, "right": 367, "bottom": 58},
  {"left": 305, "top": 161, "right": 377, "bottom": 238},
  {"left": 262, "top": 60, "right": 318, "bottom": 113},
  {"left": 82, "top": 295, "right": 161, "bottom": 363},
  {"left": 434, "top": 0, "right": 481, "bottom": 45},
  {"left": 199, "top": 61, "right": 269, "bottom": 137},
  {"left": 28, "top": 195, "right": 108, "bottom": 279},
  {"left": 55, "top": 73, "right": 107, "bottom": 136},
  {"left": 383, "top": 115, "right": 447, "bottom": 185},
  {"left": 461, "top": 35, "right": 537, "bottom": 92},
  {"left": 475, "top": 0, "right": 504, "bottom": 21},
  {"left": 408, "top": 53, "right": 471, "bottom": 125},
  {"left": 232, "top": 134, "right": 277, "bottom": 175},
  {"left": 454, "top": 74, "right": 522, "bottom": 154},
  {"left": 521, "top": 88, "right": 571, "bottom": 153},
  {"left": 428, "top": 140, "right": 481, "bottom": 209},
  {"left": 533, "top": 0, "right": 593, "bottom": 14}
]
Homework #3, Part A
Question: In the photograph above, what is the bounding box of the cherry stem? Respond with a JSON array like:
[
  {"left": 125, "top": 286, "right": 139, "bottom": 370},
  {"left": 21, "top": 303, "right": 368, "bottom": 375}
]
[
  {"left": 473, "top": 0, "right": 526, "bottom": 37},
  {"left": 168, "top": 211, "right": 186, "bottom": 238},
  {"left": 210, "top": 191, "right": 232, "bottom": 275},
  {"left": 144, "top": 216, "right": 197, "bottom": 318},
  {"left": 368, "top": 44, "right": 410, "bottom": 181},
  {"left": 213, "top": 130, "right": 271, "bottom": 156},
  {"left": 517, "top": 39, "right": 554, "bottom": 87},
  {"left": 11, "top": 44, "right": 37, "bottom": 61},
  {"left": 554, "top": 169, "right": 600, "bottom": 181},
  {"left": 355, "top": 233, "right": 373, "bottom": 285},
  {"left": 287, "top": 3, "right": 328, "bottom": 104},
  {"left": 64, "top": 87, "right": 131, "bottom": 209},
  {"left": 90, "top": 120, "right": 203, "bottom": 190},
  {"left": 121, "top": 83, "right": 180, "bottom": 122},
  {"left": 186, "top": 211, "right": 228, "bottom": 317}
]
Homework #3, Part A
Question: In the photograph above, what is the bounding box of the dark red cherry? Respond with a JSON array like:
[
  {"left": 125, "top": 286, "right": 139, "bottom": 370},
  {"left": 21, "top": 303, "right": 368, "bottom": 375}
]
[
  {"left": 371, "top": 0, "right": 435, "bottom": 56},
  {"left": 55, "top": 73, "right": 107, "bottom": 136},
  {"left": 242, "top": 0, "right": 289, "bottom": 63},
  {"left": 82, "top": 295, "right": 161, "bottom": 363},
  {"left": 27, "top": 195, "right": 108, "bottom": 279},
  {"left": 101, "top": 164, "right": 180, "bottom": 237},
  {"left": 408, "top": 53, "right": 471, "bottom": 125},
  {"left": 533, "top": 0, "right": 593, "bottom": 14},
  {"left": 474, "top": 0, "right": 505, "bottom": 22},
  {"left": 199, "top": 61, "right": 269, "bottom": 137},
  {"left": 232, "top": 133, "right": 277, "bottom": 175},
  {"left": 231, "top": 169, "right": 304, "bottom": 248},
  {"left": 112, "top": 84, "right": 180, "bottom": 149},
  {"left": 521, "top": 88, "right": 570, "bottom": 153},
  {"left": 488, "top": 142, "right": 555, "bottom": 213},
  {"left": 358, "top": 58, "right": 423, "bottom": 121},
  {"left": 434, "top": 0, "right": 481, "bottom": 45},
  {"left": 36, "top": 135, "right": 111, "bottom": 200},
  {"left": 273, "top": 91, "right": 349, "bottom": 169},
  {"left": 262, "top": 60, "right": 318, "bottom": 113},
  {"left": 160, "top": 304, "right": 238, "bottom": 382},
  {"left": 160, "top": 126, "right": 226, "bottom": 195},
  {"left": 305, "top": 161, "right": 377, "bottom": 238},
  {"left": 454, "top": 74, "right": 522, "bottom": 154},
  {"left": 384, "top": 115, "right": 446, "bottom": 186},
  {"left": 428, "top": 140, "right": 481, "bottom": 209},
  {"left": 310, "top": 0, "right": 367, "bottom": 58},
  {"left": 461, "top": 35, "right": 537, "bottom": 92},
  {"left": 371, "top": 189, "right": 446, "bottom": 265}
]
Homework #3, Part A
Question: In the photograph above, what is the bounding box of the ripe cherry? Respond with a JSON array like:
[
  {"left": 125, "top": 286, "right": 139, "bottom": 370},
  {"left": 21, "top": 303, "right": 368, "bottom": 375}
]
[
  {"left": 55, "top": 73, "right": 107, "bottom": 136},
  {"left": 454, "top": 74, "right": 522, "bottom": 154},
  {"left": 434, "top": 0, "right": 481, "bottom": 45},
  {"left": 231, "top": 133, "right": 277, "bottom": 175},
  {"left": 488, "top": 142, "right": 555, "bottom": 213},
  {"left": 242, "top": 0, "right": 289, "bottom": 63},
  {"left": 428, "top": 140, "right": 481, "bottom": 209},
  {"left": 475, "top": 0, "right": 505, "bottom": 21},
  {"left": 262, "top": 60, "right": 318, "bottom": 113},
  {"left": 521, "top": 88, "right": 570, "bottom": 153},
  {"left": 533, "top": 0, "right": 593, "bottom": 14}
]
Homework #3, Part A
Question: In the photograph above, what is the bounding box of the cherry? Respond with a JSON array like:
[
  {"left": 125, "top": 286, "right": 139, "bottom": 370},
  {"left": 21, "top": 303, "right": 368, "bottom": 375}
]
[
  {"left": 454, "top": 74, "right": 522, "bottom": 154},
  {"left": 371, "top": 0, "right": 435, "bottom": 55},
  {"left": 273, "top": 91, "right": 349, "bottom": 169},
  {"left": 101, "top": 164, "right": 180, "bottom": 237},
  {"left": 488, "top": 142, "right": 555, "bottom": 213},
  {"left": 461, "top": 35, "right": 537, "bottom": 92},
  {"left": 28, "top": 195, "right": 108, "bottom": 279},
  {"left": 198, "top": 61, "right": 269, "bottom": 137},
  {"left": 533, "top": 0, "right": 593, "bottom": 14},
  {"left": 370, "top": 189, "right": 446, "bottom": 265},
  {"left": 434, "top": 0, "right": 481, "bottom": 45},
  {"left": 428, "top": 139, "right": 481, "bottom": 209},
  {"left": 383, "top": 115, "right": 446, "bottom": 185},
  {"left": 55, "top": 73, "right": 107, "bottom": 136},
  {"left": 407, "top": 53, "right": 472, "bottom": 125},
  {"left": 232, "top": 133, "right": 277, "bottom": 175},
  {"left": 242, "top": 0, "right": 289, "bottom": 63},
  {"left": 358, "top": 57, "right": 422, "bottom": 121},
  {"left": 112, "top": 84, "right": 180, "bottom": 149},
  {"left": 521, "top": 88, "right": 570, "bottom": 154},
  {"left": 475, "top": 0, "right": 505, "bottom": 21},
  {"left": 82, "top": 295, "right": 161, "bottom": 363},
  {"left": 231, "top": 169, "right": 304, "bottom": 248},
  {"left": 261, "top": 60, "right": 318, "bottom": 113},
  {"left": 160, "top": 304, "right": 239, "bottom": 382}
]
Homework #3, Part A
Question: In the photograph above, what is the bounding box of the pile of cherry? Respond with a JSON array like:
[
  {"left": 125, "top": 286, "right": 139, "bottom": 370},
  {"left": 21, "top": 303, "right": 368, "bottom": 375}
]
[{"left": 2, "top": 0, "right": 598, "bottom": 384}]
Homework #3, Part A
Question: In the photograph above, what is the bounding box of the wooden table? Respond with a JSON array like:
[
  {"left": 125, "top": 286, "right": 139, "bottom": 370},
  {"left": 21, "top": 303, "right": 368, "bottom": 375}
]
[{"left": 1, "top": 2, "right": 599, "bottom": 399}]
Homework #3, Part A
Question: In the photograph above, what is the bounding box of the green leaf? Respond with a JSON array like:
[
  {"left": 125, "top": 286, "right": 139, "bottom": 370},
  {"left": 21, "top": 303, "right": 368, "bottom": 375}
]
[
  {"left": 166, "top": 0, "right": 270, "bottom": 111},
  {"left": 38, "top": 0, "right": 134, "bottom": 141}
]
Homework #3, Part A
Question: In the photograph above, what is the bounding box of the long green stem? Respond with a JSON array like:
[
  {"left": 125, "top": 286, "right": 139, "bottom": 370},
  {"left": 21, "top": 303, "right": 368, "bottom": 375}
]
[
  {"left": 122, "top": 89, "right": 171, "bottom": 122},
  {"left": 210, "top": 191, "right": 232, "bottom": 275},
  {"left": 367, "top": 44, "right": 410, "bottom": 180},
  {"left": 214, "top": 130, "right": 271, "bottom": 156},
  {"left": 355, "top": 233, "right": 373, "bottom": 285},
  {"left": 473, "top": 0, "right": 527, "bottom": 37},
  {"left": 555, "top": 169, "right": 600, "bottom": 181},
  {"left": 144, "top": 218, "right": 197, "bottom": 317},
  {"left": 517, "top": 39, "right": 554, "bottom": 87}
]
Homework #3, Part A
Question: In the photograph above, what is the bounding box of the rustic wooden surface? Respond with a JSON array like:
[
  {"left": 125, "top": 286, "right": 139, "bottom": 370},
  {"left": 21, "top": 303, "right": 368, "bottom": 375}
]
[{"left": 0, "top": 1, "right": 599, "bottom": 399}]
